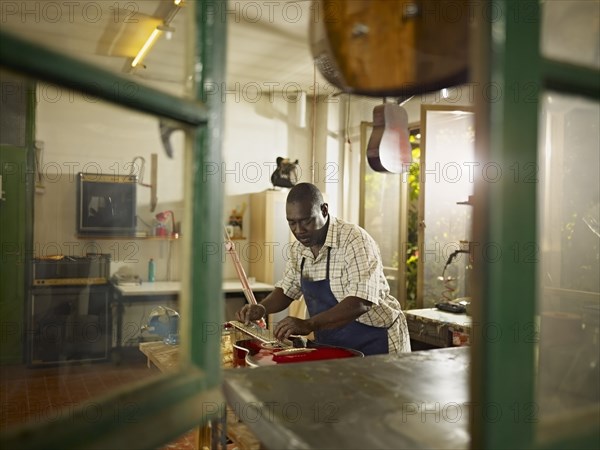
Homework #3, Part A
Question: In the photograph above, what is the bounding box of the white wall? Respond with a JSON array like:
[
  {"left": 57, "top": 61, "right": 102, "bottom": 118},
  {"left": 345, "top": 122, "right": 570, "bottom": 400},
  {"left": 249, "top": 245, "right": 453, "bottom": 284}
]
[
  {"left": 34, "top": 83, "right": 185, "bottom": 281},
  {"left": 220, "top": 92, "right": 317, "bottom": 281},
  {"left": 33, "top": 83, "right": 312, "bottom": 286},
  {"left": 222, "top": 96, "right": 289, "bottom": 196}
]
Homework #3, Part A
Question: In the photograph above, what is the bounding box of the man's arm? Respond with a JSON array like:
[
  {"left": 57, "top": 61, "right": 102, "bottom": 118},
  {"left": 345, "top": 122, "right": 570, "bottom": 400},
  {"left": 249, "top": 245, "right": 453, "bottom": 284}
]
[
  {"left": 273, "top": 296, "right": 371, "bottom": 340},
  {"left": 307, "top": 296, "right": 371, "bottom": 331}
]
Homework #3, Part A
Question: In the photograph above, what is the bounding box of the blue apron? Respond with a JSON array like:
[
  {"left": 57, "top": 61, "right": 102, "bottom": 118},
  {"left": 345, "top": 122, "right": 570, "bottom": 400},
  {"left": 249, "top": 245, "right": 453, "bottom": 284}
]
[{"left": 301, "top": 248, "right": 389, "bottom": 355}]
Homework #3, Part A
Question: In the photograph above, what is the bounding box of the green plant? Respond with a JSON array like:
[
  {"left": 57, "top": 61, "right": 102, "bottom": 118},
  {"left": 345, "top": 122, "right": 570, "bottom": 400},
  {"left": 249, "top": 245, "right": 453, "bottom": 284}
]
[{"left": 405, "top": 135, "right": 421, "bottom": 309}]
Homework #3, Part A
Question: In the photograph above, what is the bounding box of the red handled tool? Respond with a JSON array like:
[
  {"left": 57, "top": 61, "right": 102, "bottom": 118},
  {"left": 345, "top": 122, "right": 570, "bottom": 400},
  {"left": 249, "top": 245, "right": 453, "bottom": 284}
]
[{"left": 224, "top": 227, "right": 267, "bottom": 329}]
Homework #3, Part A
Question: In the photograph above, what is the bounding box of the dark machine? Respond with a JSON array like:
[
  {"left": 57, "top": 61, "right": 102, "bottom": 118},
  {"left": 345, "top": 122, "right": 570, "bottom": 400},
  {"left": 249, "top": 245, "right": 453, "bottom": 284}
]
[{"left": 29, "top": 255, "right": 111, "bottom": 366}]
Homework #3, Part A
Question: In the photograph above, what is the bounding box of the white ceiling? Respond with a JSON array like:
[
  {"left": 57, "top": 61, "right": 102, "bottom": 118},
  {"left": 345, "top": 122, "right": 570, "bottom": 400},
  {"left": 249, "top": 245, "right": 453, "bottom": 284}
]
[{"left": 2, "top": 0, "right": 330, "bottom": 94}]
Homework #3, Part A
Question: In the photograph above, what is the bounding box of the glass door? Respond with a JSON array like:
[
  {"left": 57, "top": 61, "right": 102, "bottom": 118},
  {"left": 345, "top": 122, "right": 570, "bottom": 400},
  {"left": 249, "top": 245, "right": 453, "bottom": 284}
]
[
  {"left": 418, "top": 106, "right": 475, "bottom": 309},
  {"left": 359, "top": 121, "right": 420, "bottom": 310}
]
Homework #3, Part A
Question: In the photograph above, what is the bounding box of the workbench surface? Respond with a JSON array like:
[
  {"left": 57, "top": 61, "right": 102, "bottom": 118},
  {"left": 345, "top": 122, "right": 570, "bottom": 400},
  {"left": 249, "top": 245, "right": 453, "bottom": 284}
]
[
  {"left": 223, "top": 347, "right": 470, "bottom": 450},
  {"left": 405, "top": 308, "right": 472, "bottom": 348}
]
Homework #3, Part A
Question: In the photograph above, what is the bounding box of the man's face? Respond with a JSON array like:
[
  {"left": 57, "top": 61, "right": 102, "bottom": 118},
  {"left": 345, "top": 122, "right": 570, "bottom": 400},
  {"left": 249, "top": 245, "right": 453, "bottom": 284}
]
[{"left": 286, "top": 200, "right": 328, "bottom": 247}]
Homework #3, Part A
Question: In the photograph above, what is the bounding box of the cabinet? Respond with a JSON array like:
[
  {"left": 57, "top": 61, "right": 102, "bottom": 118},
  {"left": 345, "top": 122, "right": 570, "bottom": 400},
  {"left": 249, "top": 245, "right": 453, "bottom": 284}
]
[
  {"left": 249, "top": 189, "right": 306, "bottom": 322},
  {"left": 249, "top": 189, "right": 290, "bottom": 285},
  {"left": 28, "top": 285, "right": 110, "bottom": 366}
]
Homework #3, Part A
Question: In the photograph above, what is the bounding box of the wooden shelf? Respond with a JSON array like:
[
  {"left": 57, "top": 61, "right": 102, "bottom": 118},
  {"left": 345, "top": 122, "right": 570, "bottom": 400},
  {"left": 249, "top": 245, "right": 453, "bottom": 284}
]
[{"left": 76, "top": 234, "right": 180, "bottom": 241}]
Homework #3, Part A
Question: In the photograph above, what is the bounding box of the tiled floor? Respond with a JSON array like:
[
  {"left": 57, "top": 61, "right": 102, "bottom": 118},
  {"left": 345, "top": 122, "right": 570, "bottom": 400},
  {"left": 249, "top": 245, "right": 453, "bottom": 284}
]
[{"left": 0, "top": 352, "right": 197, "bottom": 449}]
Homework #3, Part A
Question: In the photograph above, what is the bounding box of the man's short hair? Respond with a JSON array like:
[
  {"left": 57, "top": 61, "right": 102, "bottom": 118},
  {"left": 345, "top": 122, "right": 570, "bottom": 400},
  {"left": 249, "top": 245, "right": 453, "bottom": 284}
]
[{"left": 287, "top": 183, "right": 323, "bottom": 207}]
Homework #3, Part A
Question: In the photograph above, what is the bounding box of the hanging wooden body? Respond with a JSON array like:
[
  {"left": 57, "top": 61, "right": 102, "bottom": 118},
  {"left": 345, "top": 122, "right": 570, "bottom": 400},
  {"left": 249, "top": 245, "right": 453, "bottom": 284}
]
[
  {"left": 310, "top": 0, "right": 469, "bottom": 97},
  {"left": 366, "top": 103, "right": 412, "bottom": 173}
]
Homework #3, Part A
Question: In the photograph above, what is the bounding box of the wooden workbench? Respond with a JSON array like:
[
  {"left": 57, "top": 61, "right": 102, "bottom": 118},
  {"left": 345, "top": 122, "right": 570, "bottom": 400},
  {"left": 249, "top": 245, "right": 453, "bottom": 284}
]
[
  {"left": 139, "top": 341, "right": 180, "bottom": 372},
  {"left": 405, "top": 308, "right": 472, "bottom": 348},
  {"left": 139, "top": 338, "right": 263, "bottom": 450}
]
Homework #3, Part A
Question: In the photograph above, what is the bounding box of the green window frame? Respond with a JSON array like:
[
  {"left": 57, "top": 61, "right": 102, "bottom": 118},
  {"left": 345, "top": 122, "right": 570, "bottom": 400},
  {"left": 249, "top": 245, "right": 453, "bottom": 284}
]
[
  {"left": 472, "top": 1, "right": 599, "bottom": 449},
  {"left": 0, "top": 1, "right": 227, "bottom": 448}
]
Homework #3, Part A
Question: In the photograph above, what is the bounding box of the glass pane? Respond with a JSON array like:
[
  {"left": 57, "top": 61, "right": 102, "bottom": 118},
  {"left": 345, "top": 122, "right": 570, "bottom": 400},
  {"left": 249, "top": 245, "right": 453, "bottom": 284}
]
[
  {"left": 541, "top": 0, "right": 600, "bottom": 70},
  {"left": 421, "top": 109, "right": 474, "bottom": 308},
  {"left": 362, "top": 127, "right": 421, "bottom": 310},
  {"left": 363, "top": 147, "right": 403, "bottom": 305},
  {"left": 1, "top": 79, "right": 188, "bottom": 433},
  {"left": 1, "top": 1, "right": 189, "bottom": 94},
  {"left": 536, "top": 92, "right": 600, "bottom": 436}
]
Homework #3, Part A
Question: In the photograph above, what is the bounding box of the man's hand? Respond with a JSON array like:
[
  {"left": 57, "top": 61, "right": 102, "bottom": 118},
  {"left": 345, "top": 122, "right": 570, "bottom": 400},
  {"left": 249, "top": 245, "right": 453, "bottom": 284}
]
[
  {"left": 236, "top": 304, "right": 266, "bottom": 324},
  {"left": 234, "top": 288, "right": 294, "bottom": 325},
  {"left": 274, "top": 316, "right": 314, "bottom": 341}
]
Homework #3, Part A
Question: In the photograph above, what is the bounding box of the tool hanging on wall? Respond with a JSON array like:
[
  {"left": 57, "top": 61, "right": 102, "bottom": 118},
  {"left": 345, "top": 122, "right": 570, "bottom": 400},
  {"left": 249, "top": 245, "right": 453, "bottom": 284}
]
[
  {"left": 223, "top": 227, "right": 267, "bottom": 329},
  {"left": 129, "top": 154, "right": 158, "bottom": 212}
]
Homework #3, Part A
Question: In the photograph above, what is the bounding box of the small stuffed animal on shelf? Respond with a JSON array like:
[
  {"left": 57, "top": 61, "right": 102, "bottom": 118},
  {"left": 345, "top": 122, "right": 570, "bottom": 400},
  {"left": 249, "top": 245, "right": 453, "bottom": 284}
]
[
  {"left": 228, "top": 203, "right": 246, "bottom": 238},
  {"left": 271, "top": 157, "right": 299, "bottom": 188}
]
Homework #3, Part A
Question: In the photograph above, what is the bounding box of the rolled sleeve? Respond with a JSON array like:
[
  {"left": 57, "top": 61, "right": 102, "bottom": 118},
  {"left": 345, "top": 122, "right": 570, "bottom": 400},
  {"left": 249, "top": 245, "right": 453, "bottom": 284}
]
[{"left": 274, "top": 242, "right": 303, "bottom": 300}]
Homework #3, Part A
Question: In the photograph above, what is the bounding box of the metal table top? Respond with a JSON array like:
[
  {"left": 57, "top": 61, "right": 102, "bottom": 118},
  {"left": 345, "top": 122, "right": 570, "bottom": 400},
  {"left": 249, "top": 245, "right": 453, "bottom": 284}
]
[{"left": 223, "top": 347, "right": 470, "bottom": 450}]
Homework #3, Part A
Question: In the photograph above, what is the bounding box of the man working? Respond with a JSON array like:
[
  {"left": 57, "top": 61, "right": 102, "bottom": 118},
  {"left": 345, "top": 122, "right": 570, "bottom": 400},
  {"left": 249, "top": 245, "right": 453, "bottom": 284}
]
[{"left": 236, "top": 183, "right": 411, "bottom": 355}]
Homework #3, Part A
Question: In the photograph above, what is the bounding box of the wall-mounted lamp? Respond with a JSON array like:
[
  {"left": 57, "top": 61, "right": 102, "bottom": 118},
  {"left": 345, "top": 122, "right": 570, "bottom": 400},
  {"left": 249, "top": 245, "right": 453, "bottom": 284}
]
[
  {"left": 158, "top": 24, "right": 176, "bottom": 40},
  {"left": 130, "top": 0, "right": 184, "bottom": 69},
  {"left": 131, "top": 28, "right": 162, "bottom": 68}
]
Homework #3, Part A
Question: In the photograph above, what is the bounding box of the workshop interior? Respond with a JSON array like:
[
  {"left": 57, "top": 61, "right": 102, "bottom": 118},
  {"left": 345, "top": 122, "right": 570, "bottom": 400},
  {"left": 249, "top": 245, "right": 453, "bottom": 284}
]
[{"left": 0, "top": 1, "right": 599, "bottom": 449}]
